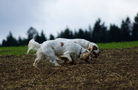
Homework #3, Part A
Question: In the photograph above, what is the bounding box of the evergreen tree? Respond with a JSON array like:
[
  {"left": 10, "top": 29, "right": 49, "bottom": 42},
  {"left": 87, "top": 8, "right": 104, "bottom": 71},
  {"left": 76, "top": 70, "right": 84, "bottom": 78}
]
[
  {"left": 35, "top": 34, "right": 41, "bottom": 43},
  {"left": 18, "top": 36, "right": 24, "bottom": 46},
  {"left": 120, "top": 17, "right": 131, "bottom": 41},
  {"left": 35, "top": 30, "right": 47, "bottom": 43},
  {"left": 88, "top": 25, "right": 93, "bottom": 41},
  {"left": 132, "top": 13, "right": 138, "bottom": 40},
  {"left": 92, "top": 19, "right": 107, "bottom": 43},
  {"left": 74, "top": 30, "right": 79, "bottom": 38},
  {"left": 2, "top": 32, "right": 18, "bottom": 46},
  {"left": 57, "top": 28, "right": 74, "bottom": 39},
  {"left": 40, "top": 30, "right": 47, "bottom": 42},
  {"left": 27, "top": 27, "right": 38, "bottom": 41},
  {"left": 108, "top": 24, "right": 121, "bottom": 42},
  {"left": 2, "top": 39, "right": 7, "bottom": 46},
  {"left": 92, "top": 19, "right": 101, "bottom": 42},
  {"left": 49, "top": 34, "right": 55, "bottom": 40},
  {"left": 100, "top": 23, "right": 108, "bottom": 43},
  {"left": 77, "top": 29, "right": 85, "bottom": 39},
  {"left": 84, "top": 30, "right": 91, "bottom": 41},
  {"left": 22, "top": 38, "right": 28, "bottom": 45},
  {"left": 74, "top": 29, "right": 90, "bottom": 40}
]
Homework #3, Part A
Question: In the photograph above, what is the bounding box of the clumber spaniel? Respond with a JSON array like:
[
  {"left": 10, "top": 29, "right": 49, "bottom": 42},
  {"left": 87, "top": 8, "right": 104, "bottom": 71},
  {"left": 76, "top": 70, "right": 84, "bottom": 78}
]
[
  {"left": 56, "top": 38, "right": 100, "bottom": 58},
  {"left": 27, "top": 39, "right": 91, "bottom": 68}
]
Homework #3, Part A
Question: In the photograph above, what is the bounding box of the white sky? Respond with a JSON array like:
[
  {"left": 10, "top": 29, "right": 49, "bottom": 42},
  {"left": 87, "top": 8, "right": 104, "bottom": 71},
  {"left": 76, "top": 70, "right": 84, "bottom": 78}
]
[{"left": 0, "top": 0, "right": 138, "bottom": 44}]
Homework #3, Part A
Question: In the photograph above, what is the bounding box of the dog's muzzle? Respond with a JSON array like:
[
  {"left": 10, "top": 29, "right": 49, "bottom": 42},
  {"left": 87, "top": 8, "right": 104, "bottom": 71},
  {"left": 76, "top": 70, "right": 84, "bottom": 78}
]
[{"left": 93, "top": 50, "right": 101, "bottom": 58}]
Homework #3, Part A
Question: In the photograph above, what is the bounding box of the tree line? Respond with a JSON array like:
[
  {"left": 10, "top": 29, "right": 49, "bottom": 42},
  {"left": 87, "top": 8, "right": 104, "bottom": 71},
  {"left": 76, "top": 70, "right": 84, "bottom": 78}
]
[{"left": 1, "top": 13, "right": 138, "bottom": 47}]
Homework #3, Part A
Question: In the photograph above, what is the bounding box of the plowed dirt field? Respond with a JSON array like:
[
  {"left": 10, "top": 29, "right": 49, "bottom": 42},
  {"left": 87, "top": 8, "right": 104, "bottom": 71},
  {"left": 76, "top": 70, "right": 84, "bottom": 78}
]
[{"left": 0, "top": 47, "right": 138, "bottom": 90}]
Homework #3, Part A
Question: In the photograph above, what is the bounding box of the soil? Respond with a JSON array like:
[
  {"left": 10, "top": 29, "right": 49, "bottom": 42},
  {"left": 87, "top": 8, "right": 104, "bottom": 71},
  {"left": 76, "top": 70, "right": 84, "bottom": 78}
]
[{"left": 0, "top": 47, "right": 138, "bottom": 90}]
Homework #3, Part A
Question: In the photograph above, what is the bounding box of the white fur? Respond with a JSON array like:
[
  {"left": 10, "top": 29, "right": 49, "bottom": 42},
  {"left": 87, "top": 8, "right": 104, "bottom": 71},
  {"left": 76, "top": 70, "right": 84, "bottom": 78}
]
[
  {"left": 27, "top": 39, "right": 41, "bottom": 54},
  {"left": 56, "top": 38, "right": 100, "bottom": 57},
  {"left": 27, "top": 39, "right": 91, "bottom": 68}
]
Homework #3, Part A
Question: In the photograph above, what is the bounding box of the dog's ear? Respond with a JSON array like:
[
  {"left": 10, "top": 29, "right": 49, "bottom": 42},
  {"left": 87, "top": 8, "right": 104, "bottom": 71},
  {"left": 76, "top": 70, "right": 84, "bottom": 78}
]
[
  {"left": 89, "top": 45, "right": 98, "bottom": 51},
  {"left": 81, "top": 51, "right": 90, "bottom": 60},
  {"left": 88, "top": 45, "right": 94, "bottom": 53},
  {"left": 88, "top": 45, "right": 97, "bottom": 52},
  {"left": 93, "top": 45, "right": 98, "bottom": 51}
]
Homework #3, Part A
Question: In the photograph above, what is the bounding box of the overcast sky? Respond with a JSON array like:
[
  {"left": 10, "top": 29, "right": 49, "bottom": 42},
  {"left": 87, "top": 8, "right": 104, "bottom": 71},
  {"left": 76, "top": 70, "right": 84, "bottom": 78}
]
[{"left": 0, "top": 0, "right": 138, "bottom": 44}]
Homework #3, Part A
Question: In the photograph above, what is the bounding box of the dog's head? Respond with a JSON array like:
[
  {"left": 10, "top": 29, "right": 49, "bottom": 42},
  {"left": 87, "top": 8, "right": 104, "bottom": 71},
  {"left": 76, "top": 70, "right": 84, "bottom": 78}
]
[
  {"left": 80, "top": 49, "right": 91, "bottom": 63},
  {"left": 88, "top": 44, "right": 101, "bottom": 58}
]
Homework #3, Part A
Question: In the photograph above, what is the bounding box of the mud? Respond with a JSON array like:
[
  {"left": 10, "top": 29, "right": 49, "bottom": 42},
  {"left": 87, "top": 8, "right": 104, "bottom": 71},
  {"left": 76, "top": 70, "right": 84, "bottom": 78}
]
[{"left": 0, "top": 47, "right": 138, "bottom": 90}]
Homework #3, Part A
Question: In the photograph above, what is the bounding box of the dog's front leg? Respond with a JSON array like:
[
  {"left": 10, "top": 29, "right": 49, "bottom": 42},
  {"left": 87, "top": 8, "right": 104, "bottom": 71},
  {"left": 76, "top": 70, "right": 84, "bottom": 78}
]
[
  {"left": 49, "top": 57, "right": 61, "bottom": 67},
  {"left": 60, "top": 54, "right": 72, "bottom": 63},
  {"left": 53, "top": 59, "right": 61, "bottom": 66}
]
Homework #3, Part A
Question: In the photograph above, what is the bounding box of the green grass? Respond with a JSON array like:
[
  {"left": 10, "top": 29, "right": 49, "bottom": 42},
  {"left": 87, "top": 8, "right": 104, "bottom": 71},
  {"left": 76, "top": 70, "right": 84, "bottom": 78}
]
[
  {"left": 0, "top": 46, "right": 27, "bottom": 56},
  {"left": 97, "top": 41, "right": 138, "bottom": 49},
  {"left": 0, "top": 41, "right": 138, "bottom": 56},
  {"left": 0, "top": 46, "right": 35, "bottom": 56}
]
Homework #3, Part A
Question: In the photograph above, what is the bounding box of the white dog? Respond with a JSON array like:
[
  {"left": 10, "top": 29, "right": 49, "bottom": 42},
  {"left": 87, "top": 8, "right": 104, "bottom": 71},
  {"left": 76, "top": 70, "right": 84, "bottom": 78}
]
[
  {"left": 27, "top": 39, "right": 91, "bottom": 68},
  {"left": 56, "top": 38, "right": 100, "bottom": 58}
]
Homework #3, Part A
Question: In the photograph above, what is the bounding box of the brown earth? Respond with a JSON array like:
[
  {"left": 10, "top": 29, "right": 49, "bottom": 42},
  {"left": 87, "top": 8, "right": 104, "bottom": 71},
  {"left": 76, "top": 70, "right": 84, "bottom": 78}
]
[{"left": 0, "top": 47, "right": 138, "bottom": 90}]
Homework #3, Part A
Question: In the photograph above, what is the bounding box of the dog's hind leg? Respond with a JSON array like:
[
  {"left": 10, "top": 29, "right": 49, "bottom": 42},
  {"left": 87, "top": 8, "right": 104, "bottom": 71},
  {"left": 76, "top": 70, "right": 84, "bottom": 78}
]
[
  {"left": 60, "top": 52, "right": 72, "bottom": 63},
  {"left": 33, "top": 57, "right": 41, "bottom": 68},
  {"left": 56, "top": 56, "right": 64, "bottom": 64},
  {"left": 33, "top": 49, "right": 43, "bottom": 68}
]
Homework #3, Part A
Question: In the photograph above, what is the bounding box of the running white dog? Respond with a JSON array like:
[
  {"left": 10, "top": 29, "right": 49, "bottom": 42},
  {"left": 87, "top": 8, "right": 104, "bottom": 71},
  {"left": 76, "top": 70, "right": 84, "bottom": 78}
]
[
  {"left": 27, "top": 39, "right": 91, "bottom": 68},
  {"left": 56, "top": 38, "right": 100, "bottom": 58}
]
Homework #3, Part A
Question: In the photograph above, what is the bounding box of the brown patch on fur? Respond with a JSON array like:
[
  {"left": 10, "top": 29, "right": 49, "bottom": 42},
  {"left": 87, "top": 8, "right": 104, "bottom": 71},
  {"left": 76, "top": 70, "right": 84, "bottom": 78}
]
[
  {"left": 88, "top": 48, "right": 92, "bottom": 52},
  {"left": 88, "top": 46, "right": 96, "bottom": 57},
  {"left": 81, "top": 51, "right": 89, "bottom": 60},
  {"left": 93, "top": 45, "right": 98, "bottom": 50},
  {"left": 74, "top": 41, "right": 77, "bottom": 43},
  {"left": 60, "top": 42, "right": 64, "bottom": 47}
]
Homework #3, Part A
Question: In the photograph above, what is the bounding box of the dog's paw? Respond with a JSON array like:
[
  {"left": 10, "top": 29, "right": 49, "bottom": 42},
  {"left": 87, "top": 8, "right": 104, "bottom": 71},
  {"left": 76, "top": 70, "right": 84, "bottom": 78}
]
[
  {"left": 55, "top": 64, "right": 61, "bottom": 67},
  {"left": 33, "top": 63, "right": 37, "bottom": 68}
]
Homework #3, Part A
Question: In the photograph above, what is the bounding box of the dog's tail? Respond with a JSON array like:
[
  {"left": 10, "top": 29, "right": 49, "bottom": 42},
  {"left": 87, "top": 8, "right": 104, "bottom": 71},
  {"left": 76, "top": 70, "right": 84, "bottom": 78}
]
[{"left": 27, "top": 39, "right": 41, "bottom": 54}]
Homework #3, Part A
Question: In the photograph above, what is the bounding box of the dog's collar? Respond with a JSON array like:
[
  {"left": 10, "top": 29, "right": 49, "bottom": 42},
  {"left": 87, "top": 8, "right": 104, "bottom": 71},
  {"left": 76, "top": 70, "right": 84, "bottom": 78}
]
[{"left": 87, "top": 42, "right": 90, "bottom": 49}]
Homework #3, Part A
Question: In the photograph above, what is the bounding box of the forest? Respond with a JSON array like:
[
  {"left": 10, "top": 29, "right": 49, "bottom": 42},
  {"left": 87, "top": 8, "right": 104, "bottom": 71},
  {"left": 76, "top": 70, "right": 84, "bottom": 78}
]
[{"left": 1, "top": 13, "right": 138, "bottom": 47}]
